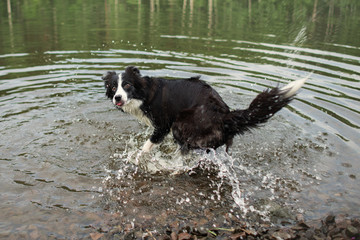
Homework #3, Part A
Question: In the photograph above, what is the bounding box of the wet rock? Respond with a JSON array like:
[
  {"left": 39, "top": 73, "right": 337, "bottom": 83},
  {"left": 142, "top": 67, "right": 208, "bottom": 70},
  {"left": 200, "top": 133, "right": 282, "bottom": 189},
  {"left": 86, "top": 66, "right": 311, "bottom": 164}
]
[
  {"left": 169, "top": 221, "right": 180, "bottom": 230},
  {"left": 331, "top": 233, "right": 344, "bottom": 240},
  {"left": 97, "top": 213, "right": 360, "bottom": 240},
  {"left": 124, "top": 224, "right": 134, "bottom": 232},
  {"left": 29, "top": 230, "right": 40, "bottom": 240},
  {"left": 179, "top": 226, "right": 191, "bottom": 235},
  {"left": 191, "top": 228, "right": 207, "bottom": 238},
  {"left": 90, "top": 232, "right": 104, "bottom": 240},
  {"left": 304, "top": 228, "right": 315, "bottom": 239},
  {"left": 178, "top": 232, "right": 192, "bottom": 240},
  {"left": 324, "top": 214, "right": 335, "bottom": 224},
  {"left": 345, "top": 225, "right": 358, "bottom": 237},
  {"left": 230, "top": 231, "right": 246, "bottom": 240},
  {"left": 334, "top": 214, "right": 348, "bottom": 229},
  {"left": 159, "top": 235, "right": 171, "bottom": 240},
  {"left": 203, "top": 208, "right": 214, "bottom": 219},
  {"left": 197, "top": 218, "right": 209, "bottom": 226},
  {"left": 352, "top": 218, "right": 360, "bottom": 228},
  {"left": 112, "top": 234, "right": 122, "bottom": 240},
  {"left": 296, "top": 213, "right": 305, "bottom": 222},
  {"left": 327, "top": 226, "right": 341, "bottom": 237},
  {"left": 292, "top": 221, "right": 310, "bottom": 231},
  {"left": 28, "top": 224, "right": 40, "bottom": 240},
  {"left": 271, "top": 229, "right": 293, "bottom": 240},
  {"left": 170, "top": 232, "right": 177, "bottom": 240},
  {"left": 245, "top": 228, "right": 258, "bottom": 236},
  {"left": 123, "top": 231, "right": 135, "bottom": 240},
  {"left": 268, "top": 203, "right": 295, "bottom": 220}
]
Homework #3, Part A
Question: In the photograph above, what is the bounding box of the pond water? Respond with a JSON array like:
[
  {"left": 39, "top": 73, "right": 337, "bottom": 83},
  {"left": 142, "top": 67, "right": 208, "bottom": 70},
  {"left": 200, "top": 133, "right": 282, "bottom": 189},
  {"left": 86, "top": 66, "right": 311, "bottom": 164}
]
[{"left": 0, "top": 0, "right": 359, "bottom": 238}]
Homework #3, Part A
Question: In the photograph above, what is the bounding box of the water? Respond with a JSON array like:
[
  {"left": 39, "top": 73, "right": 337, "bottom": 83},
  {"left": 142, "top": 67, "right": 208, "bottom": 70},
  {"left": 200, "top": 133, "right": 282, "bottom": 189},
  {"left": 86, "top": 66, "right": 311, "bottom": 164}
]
[{"left": 1, "top": 0, "right": 359, "bottom": 238}]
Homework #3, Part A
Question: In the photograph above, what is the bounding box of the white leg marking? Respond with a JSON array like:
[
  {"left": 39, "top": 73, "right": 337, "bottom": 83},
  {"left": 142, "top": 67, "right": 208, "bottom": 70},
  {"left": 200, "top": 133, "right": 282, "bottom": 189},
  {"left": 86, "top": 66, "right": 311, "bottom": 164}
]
[{"left": 142, "top": 139, "right": 155, "bottom": 152}]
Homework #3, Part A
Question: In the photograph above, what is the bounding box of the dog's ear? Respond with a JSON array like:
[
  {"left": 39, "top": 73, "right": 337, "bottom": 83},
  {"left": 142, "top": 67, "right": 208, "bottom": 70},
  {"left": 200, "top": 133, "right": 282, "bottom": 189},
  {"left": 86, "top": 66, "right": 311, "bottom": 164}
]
[
  {"left": 132, "top": 67, "right": 140, "bottom": 75},
  {"left": 102, "top": 71, "right": 118, "bottom": 91},
  {"left": 125, "top": 66, "right": 141, "bottom": 76},
  {"left": 102, "top": 71, "right": 117, "bottom": 81}
]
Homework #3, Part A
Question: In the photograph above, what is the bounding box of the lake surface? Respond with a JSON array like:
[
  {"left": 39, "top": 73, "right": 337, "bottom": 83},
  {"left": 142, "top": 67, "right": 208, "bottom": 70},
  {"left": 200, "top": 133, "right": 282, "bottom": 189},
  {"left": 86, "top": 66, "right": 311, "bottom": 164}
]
[{"left": 0, "top": 0, "right": 359, "bottom": 238}]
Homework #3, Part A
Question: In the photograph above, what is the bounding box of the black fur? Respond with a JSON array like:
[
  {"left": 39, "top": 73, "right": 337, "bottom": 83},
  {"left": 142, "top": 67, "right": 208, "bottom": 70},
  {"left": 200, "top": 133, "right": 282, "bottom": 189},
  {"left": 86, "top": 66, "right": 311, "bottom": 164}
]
[
  {"left": 103, "top": 66, "right": 296, "bottom": 154},
  {"left": 103, "top": 71, "right": 118, "bottom": 99}
]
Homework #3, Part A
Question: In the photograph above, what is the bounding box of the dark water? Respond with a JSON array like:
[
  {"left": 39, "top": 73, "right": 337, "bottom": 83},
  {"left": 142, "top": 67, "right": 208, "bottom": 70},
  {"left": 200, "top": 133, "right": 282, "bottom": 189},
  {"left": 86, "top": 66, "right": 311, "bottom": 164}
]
[{"left": 1, "top": 0, "right": 359, "bottom": 238}]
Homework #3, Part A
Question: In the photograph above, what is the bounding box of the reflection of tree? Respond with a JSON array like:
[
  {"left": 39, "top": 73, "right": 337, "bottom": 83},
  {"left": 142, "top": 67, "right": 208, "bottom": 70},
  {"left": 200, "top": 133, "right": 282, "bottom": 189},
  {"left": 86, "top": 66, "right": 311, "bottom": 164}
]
[
  {"left": 182, "top": 0, "right": 194, "bottom": 35},
  {"left": 52, "top": 1, "right": 58, "bottom": 46},
  {"left": 7, "top": 0, "right": 14, "bottom": 49},
  {"left": 208, "top": 0, "right": 213, "bottom": 37},
  {"left": 248, "top": 0, "right": 251, "bottom": 22},
  {"left": 0, "top": 0, "right": 359, "bottom": 53},
  {"left": 311, "top": 0, "right": 318, "bottom": 22},
  {"left": 325, "top": 0, "right": 335, "bottom": 43}
]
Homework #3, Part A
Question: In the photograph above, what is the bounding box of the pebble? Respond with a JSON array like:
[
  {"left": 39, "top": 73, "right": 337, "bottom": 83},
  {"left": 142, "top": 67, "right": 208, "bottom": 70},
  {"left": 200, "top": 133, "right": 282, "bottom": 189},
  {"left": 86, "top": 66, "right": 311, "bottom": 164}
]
[
  {"left": 162, "top": 214, "right": 357, "bottom": 239},
  {"left": 178, "top": 232, "right": 192, "bottom": 240},
  {"left": 12, "top": 214, "right": 359, "bottom": 239},
  {"left": 230, "top": 231, "right": 246, "bottom": 239},
  {"left": 170, "top": 232, "right": 177, "bottom": 240},
  {"left": 346, "top": 225, "right": 358, "bottom": 237},
  {"left": 273, "top": 229, "right": 293, "bottom": 239},
  {"left": 90, "top": 232, "right": 104, "bottom": 240}
]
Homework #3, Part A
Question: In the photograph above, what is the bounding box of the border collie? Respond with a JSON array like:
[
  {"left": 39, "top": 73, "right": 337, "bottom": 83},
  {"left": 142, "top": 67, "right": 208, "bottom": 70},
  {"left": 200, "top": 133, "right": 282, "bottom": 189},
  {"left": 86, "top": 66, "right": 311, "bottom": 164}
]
[{"left": 103, "top": 66, "right": 307, "bottom": 154}]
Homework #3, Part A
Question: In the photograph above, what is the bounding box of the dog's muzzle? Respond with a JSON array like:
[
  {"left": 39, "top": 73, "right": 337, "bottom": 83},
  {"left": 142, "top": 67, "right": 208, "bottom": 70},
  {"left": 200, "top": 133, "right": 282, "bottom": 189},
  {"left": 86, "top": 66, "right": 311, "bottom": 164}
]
[{"left": 114, "top": 95, "right": 125, "bottom": 107}]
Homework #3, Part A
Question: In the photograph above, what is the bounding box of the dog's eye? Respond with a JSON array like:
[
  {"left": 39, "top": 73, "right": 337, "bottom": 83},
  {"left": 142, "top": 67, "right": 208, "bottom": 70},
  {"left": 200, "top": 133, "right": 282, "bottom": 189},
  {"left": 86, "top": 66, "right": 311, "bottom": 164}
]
[
  {"left": 112, "top": 86, "right": 116, "bottom": 92},
  {"left": 124, "top": 83, "right": 131, "bottom": 89}
]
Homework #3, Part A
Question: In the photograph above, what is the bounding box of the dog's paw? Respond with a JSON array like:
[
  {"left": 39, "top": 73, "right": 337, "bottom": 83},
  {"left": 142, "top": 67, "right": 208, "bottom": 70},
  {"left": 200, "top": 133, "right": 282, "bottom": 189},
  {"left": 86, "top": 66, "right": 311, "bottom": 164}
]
[{"left": 142, "top": 139, "right": 155, "bottom": 152}]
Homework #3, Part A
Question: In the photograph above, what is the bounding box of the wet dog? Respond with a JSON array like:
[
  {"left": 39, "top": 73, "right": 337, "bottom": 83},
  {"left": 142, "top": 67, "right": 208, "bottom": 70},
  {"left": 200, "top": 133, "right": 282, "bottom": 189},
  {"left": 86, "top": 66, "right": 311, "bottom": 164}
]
[{"left": 103, "top": 66, "right": 307, "bottom": 154}]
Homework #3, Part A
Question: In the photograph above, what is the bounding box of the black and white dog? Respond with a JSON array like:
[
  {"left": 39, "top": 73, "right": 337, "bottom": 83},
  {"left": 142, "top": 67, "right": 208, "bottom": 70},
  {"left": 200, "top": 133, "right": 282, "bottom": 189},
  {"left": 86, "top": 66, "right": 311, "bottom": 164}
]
[{"left": 103, "top": 66, "right": 307, "bottom": 154}]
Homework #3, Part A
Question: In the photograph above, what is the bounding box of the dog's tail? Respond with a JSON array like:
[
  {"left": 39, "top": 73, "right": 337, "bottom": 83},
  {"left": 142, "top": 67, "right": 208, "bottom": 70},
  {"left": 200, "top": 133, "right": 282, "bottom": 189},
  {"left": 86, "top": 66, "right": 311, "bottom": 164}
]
[{"left": 224, "top": 75, "right": 309, "bottom": 135}]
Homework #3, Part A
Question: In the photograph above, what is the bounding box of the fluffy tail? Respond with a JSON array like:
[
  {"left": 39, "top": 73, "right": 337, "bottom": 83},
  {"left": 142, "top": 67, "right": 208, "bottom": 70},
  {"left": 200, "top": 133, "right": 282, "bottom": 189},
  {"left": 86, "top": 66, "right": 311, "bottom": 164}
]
[{"left": 224, "top": 75, "right": 309, "bottom": 135}]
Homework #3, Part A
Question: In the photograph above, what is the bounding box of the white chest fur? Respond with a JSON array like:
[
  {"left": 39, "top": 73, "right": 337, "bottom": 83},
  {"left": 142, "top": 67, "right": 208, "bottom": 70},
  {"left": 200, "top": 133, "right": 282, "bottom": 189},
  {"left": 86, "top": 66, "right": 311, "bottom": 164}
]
[{"left": 121, "top": 99, "right": 153, "bottom": 127}]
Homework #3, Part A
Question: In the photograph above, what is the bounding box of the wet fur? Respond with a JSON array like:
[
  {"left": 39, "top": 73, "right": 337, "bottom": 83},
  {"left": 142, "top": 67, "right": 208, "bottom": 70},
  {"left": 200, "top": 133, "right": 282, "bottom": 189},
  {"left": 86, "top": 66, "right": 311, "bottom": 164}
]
[{"left": 103, "top": 66, "right": 306, "bottom": 154}]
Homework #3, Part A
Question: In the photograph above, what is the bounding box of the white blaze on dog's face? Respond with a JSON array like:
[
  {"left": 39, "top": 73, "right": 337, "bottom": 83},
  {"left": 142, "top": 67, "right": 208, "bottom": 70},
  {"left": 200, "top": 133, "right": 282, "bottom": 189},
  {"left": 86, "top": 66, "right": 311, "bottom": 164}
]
[{"left": 112, "top": 76, "right": 129, "bottom": 107}]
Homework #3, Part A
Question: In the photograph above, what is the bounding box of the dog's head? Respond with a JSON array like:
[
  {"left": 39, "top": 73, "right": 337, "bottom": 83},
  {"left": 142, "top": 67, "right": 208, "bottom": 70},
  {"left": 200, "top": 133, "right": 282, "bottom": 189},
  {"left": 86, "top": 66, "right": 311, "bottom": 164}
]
[{"left": 102, "top": 66, "right": 146, "bottom": 107}]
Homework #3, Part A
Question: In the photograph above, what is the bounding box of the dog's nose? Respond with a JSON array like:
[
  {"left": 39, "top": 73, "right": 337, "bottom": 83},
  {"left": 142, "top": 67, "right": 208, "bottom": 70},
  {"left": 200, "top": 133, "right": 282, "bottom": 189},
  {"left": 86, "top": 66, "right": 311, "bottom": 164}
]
[{"left": 114, "top": 95, "right": 122, "bottom": 102}]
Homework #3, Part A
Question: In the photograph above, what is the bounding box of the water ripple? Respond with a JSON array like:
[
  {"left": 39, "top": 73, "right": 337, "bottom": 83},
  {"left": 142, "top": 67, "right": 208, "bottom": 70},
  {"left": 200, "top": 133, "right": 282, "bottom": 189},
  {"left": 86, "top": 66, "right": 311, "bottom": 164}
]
[{"left": 0, "top": 39, "right": 359, "bottom": 222}]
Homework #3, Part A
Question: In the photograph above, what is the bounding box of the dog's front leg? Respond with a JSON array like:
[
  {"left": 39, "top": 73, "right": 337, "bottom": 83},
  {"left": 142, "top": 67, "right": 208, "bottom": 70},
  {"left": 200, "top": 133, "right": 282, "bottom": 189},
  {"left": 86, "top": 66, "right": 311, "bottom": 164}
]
[
  {"left": 142, "top": 127, "right": 170, "bottom": 152},
  {"left": 142, "top": 139, "right": 155, "bottom": 152}
]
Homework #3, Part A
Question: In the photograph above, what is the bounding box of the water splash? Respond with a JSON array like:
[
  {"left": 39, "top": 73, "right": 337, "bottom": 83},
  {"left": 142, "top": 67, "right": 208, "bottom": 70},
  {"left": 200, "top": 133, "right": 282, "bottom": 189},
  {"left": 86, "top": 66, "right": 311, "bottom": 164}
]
[
  {"left": 100, "top": 125, "right": 322, "bottom": 224},
  {"left": 286, "top": 25, "right": 308, "bottom": 68}
]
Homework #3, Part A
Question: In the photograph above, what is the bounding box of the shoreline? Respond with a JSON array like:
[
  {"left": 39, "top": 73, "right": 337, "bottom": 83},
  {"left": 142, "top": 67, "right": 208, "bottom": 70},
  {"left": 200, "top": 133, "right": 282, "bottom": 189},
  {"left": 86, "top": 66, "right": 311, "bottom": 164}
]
[{"left": 90, "top": 213, "right": 360, "bottom": 240}]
